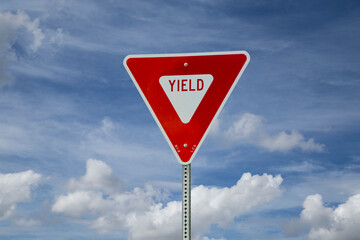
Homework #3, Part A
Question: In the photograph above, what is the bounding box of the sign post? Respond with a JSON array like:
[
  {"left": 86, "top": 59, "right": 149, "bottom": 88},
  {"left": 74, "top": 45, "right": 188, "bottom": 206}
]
[
  {"left": 124, "top": 51, "right": 250, "bottom": 239},
  {"left": 182, "top": 164, "right": 191, "bottom": 239}
]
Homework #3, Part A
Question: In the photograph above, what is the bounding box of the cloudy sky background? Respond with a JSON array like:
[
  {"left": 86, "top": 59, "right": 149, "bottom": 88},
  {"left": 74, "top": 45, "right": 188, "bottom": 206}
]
[{"left": 0, "top": 0, "right": 359, "bottom": 239}]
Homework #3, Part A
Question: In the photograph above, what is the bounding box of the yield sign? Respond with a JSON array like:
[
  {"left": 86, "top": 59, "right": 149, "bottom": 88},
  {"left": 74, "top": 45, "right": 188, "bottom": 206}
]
[{"left": 124, "top": 51, "right": 250, "bottom": 165}]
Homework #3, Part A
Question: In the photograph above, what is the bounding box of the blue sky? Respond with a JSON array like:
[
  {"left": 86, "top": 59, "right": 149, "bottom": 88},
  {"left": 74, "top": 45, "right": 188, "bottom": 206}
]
[{"left": 0, "top": 0, "right": 359, "bottom": 239}]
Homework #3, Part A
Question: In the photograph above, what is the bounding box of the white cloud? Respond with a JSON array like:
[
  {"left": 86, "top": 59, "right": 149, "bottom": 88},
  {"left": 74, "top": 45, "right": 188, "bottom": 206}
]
[
  {"left": 209, "top": 118, "right": 221, "bottom": 135},
  {"left": 81, "top": 117, "right": 170, "bottom": 161},
  {"left": 276, "top": 161, "right": 323, "bottom": 173},
  {"left": 0, "top": 10, "right": 44, "bottom": 87},
  {"left": 0, "top": 170, "right": 41, "bottom": 220},
  {"left": 222, "top": 113, "right": 325, "bottom": 152},
  {"left": 0, "top": 10, "right": 44, "bottom": 52},
  {"left": 225, "top": 113, "right": 264, "bottom": 139},
  {"left": 285, "top": 193, "right": 360, "bottom": 240},
  {"left": 190, "top": 172, "right": 283, "bottom": 239},
  {"left": 14, "top": 217, "right": 40, "bottom": 227},
  {"left": 0, "top": 10, "right": 64, "bottom": 88},
  {"left": 52, "top": 159, "right": 283, "bottom": 240},
  {"left": 67, "top": 158, "right": 123, "bottom": 195},
  {"left": 52, "top": 190, "right": 110, "bottom": 218}
]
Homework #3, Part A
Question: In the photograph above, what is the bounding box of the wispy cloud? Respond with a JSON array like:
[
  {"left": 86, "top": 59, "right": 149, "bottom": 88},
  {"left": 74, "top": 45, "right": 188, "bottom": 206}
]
[
  {"left": 0, "top": 90, "right": 82, "bottom": 160},
  {"left": 0, "top": 88, "right": 176, "bottom": 183},
  {"left": 0, "top": 10, "right": 43, "bottom": 87},
  {"left": 0, "top": 9, "right": 66, "bottom": 88},
  {"left": 276, "top": 161, "right": 324, "bottom": 173},
  {"left": 212, "top": 113, "right": 325, "bottom": 153},
  {"left": 201, "top": 237, "right": 226, "bottom": 240},
  {"left": 0, "top": 10, "right": 44, "bottom": 52}
]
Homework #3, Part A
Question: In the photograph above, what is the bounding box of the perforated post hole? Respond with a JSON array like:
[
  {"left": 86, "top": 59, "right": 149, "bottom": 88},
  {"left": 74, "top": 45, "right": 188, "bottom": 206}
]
[{"left": 182, "top": 164, "right": 191, "bottom": 240}]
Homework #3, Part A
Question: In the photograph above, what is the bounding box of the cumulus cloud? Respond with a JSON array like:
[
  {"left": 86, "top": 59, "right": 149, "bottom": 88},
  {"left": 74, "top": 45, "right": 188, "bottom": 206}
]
[
  {"left": 285, "top": 193, "right": 360, "bottom": 240},
  {"left": 67, "top": 158, "right": 123, "bottom": 195},
  {"left": 221, "top": 113, "right": 324, "bottom": 152},
  {"left": 0, "top": 170, "right": 41, "bottom": 220},
  {"left": 52, "top": 159, "right": 283, "bottom": 240}
]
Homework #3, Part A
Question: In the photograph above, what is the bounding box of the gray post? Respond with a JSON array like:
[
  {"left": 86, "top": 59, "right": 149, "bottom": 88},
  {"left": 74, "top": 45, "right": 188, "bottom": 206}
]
[{"left": 182, "top": 164, "right": 191, "bottom": 240}]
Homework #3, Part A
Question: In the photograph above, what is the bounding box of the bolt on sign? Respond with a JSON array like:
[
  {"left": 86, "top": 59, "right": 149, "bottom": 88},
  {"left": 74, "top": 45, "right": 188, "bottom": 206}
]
[{"left": 124, "top": 51, "right": 250, "bottom": 165}]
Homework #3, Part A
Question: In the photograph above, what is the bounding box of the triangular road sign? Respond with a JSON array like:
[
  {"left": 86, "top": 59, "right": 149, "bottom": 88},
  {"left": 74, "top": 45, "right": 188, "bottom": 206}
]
[{"left": 124, "top": 51, "right": 250, "bottom": 165}]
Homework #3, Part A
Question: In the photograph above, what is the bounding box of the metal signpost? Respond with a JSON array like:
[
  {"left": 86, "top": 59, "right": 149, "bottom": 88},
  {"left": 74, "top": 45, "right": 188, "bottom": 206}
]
[
  {"left": 124, "top": 51, "right": 250, "bottom": 240},
  {"left": 182, "top": 164, "right": 191, "bottom": 239}
]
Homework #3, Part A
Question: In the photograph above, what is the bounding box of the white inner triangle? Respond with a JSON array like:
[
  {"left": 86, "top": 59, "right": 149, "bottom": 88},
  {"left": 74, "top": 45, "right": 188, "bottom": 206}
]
[{"left": 159, "top": 74, "right": 213, "bottom": 123}]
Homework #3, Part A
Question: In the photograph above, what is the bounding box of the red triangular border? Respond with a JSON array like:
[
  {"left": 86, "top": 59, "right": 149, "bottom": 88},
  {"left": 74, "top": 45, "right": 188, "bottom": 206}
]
[{"left": 124, "top": 51, "right": 250, "bottom": 165}]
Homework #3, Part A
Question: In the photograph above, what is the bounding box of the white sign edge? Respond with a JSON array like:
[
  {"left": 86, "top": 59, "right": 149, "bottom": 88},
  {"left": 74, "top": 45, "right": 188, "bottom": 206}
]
[{"left": 123, "top": 50, "right": 250, "bottom": 165}]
